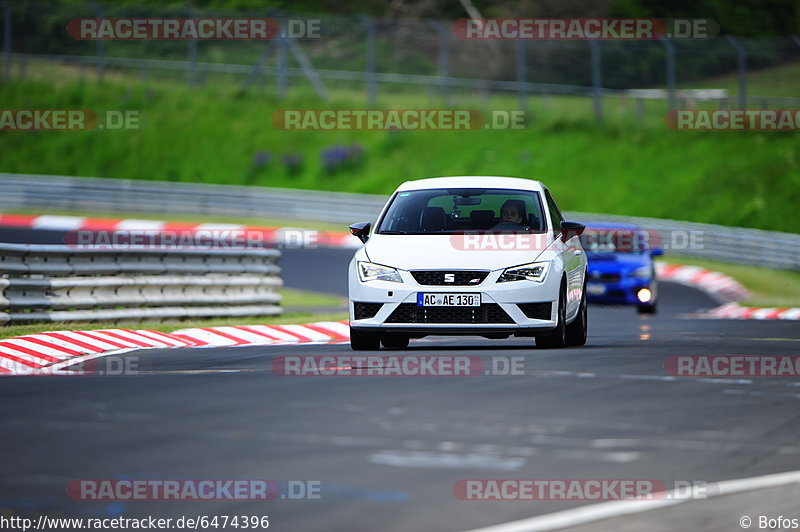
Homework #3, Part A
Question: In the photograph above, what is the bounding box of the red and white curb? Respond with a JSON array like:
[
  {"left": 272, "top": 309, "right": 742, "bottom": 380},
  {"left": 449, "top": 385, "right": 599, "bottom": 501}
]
[
  {"left": 656, "top": 262, "right": 800, "bottom": 320},
  {"left": 0, "top": 321, "right": 349, "bottom": 376},
  {"left": 0, "top": 213, "right": 359, "bottom": 249},
  {"left": 702, "top": 302, "right": 800, "bottom": 320},
  {"left": 655, "top": 262, "right": 751, "bottom": 302}
]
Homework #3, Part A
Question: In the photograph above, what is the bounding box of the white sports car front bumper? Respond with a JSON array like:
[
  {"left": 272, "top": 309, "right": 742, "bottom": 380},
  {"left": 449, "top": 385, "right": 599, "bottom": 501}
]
[{"left": 348, "top": 264, "right": 561, "bottom": 338}]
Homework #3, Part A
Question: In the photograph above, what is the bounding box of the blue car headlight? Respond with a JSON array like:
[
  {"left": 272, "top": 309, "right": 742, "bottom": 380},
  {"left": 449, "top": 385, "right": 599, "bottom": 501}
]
[{"left": 629, "top": 266, "right": 651, "bottom": 279}]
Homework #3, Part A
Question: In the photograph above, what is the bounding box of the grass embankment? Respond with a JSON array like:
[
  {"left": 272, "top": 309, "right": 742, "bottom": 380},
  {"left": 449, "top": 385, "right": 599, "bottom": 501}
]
[
  {"left": 0, "top": 287, "right": 347, "bottom": 340},
  {"left": 659, "top": 257, "right": 800, "bottom": 307},
  {"left": 1, "top": 62, "right": 799, "bottom": 233}
]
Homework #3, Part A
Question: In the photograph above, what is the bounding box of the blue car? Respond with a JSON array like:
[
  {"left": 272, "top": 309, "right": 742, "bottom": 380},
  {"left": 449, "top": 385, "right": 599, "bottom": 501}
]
[{"left": 579, "top": 223, "right": 663, "bottom": 314}]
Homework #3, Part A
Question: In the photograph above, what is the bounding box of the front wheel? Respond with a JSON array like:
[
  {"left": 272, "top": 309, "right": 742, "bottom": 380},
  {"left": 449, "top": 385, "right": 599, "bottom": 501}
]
[
  {"left": 350, "top": 327, "right": 380, "bottom": 350},
  {"left": 565, "top": 280, "right": 588, "bottom": 346},
  {"left": 536, "top": 284, "right": 566, "bottom": 349}
]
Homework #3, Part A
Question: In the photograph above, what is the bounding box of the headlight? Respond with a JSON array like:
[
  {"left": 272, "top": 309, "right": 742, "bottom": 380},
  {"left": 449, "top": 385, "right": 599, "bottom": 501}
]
[
  {"left": 498, "top": 261, "right": 549, "bottom": 283},
  {"left": 630, "top": 266, "right": 651, "bottom": 279},
  {"left": 358, "top": 262, "right": 402, "bottom": 283}
]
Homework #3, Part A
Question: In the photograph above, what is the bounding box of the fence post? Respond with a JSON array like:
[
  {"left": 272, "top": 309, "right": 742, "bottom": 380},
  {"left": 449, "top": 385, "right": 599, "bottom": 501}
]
[
  {"left": 2, "top": 0, "right": 11, "bottom": 84},
  {"left": 432, "top": 21, "right": 450, "bottom": 105},
  {"left": 276, "top": 20, "right": 287, "bottom": 99},
  {"left": 362, "top": 16, "right": 377, "bottom": 107},
  {"left": 588, "top": 39, "right": 602, "bottom": 123},
  {"left": 659, "top": 37, "right": 676, "bottom": 111},
  {"left": 186, "top": 7, "right": 197, "bottom": 87},
  {"left": 92, "top": 4, "right": 105, "bottom": 83},
  {"left": 727, "top": 36, "right": 746, "bottom": 108},
  {"left": 515, "top": 39, "right": 527, "bottom": 110}
]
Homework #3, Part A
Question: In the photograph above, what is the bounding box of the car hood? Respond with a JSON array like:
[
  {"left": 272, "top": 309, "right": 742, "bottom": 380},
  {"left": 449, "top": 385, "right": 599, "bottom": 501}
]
[
  {"left": 586, "top": 253, "right": 650, "bottom": 273},
  {"left": 364, "top": 234, "right": 557, "bottom": 271}
]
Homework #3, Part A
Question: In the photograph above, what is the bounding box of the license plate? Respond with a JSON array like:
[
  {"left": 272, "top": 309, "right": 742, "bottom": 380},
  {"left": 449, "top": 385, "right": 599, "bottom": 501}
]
[
  {"left": 417, "top": 293, "right": 481, "bottom": 307},
  {"left": 587, "top": 283, "right": 606, "bottom": 296}
]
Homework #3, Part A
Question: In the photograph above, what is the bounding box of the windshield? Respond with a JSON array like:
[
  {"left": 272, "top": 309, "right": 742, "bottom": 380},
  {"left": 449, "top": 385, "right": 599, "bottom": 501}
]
[
  {"left": 580, "top": 228, "right": 652, "bottom": 254},
  {"left": 377, "top": 188, "right": 546, "bottom": 234}
]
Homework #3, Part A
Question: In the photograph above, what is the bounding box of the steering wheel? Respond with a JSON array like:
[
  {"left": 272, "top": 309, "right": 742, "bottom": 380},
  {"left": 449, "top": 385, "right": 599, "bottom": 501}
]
[{"left": 492, "top": 221, "right": 528, "bottom": 231}]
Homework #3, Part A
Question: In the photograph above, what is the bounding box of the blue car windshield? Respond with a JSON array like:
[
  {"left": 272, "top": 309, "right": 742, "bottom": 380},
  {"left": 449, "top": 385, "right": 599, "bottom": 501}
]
[
  {"left": 581, "top": 228, "right": 651, "bottom": 254},
  {"left": 377, "top": 188, "right": 547, "bottom": 234}
]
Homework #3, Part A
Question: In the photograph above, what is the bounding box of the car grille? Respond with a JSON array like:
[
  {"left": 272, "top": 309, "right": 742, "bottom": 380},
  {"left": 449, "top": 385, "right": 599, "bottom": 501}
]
[
  {"left": 590, "top": 272, "right": 621, "bottom": 283},
  {"left": 385, "top": 303, "right": 514, "bottom": 324},
  {"left": 410, "top": 270, "right": 489, "bottom": 286},
  {"left": 353, "top": 302, "right": 383, "bottom": 320},
  {"left": 517, "top": 302, "right": 552, "bottom": 320}
]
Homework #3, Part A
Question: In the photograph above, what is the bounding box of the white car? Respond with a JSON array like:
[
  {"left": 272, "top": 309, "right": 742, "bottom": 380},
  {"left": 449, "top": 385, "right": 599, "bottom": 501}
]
[{"left": 347, "top": 176, "right": 588, "bottom": 350}]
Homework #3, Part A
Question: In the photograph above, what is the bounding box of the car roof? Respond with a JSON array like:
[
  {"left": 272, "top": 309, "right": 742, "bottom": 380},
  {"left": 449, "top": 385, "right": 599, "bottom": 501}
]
[{"left": 396, "top": 176, "right": 545, "bottom": 192}]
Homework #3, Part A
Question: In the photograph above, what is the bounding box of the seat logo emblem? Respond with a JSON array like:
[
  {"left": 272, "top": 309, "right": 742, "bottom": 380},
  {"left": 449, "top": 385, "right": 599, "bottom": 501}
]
[{"left": 444, "top": 273, "right": 455, "bottom": 283}]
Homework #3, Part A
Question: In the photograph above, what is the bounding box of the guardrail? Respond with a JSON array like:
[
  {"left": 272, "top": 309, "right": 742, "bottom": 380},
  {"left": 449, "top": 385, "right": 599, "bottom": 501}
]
[
  {"left": 0, "top": 173, "right": 385, "bottom": 224},
  {"left": 567, "top": 212, "right": 800, "bottom": 271},
  {"left": 1, "top": 173, "right": 799, "bottom": 271},
  {"left": 0, "top": 242, "right": 282, "bottom": 324}
]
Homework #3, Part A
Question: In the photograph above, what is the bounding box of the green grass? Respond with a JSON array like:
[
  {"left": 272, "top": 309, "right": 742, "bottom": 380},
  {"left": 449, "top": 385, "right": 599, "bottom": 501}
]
[
  {"left": 685, "top": 61, "right": 800, "bottom": 98},
  {"left": 1, "top": 62, "right": 799, "bottom": 233},
  {"left": 280, "top": 287, "right": 345, "bottom": 308},
  {"left": 0, "top": 311, "right": 349, "bottom": 340},
  {"left": 660, "top": 257, "right": 800, "bottom": 307}
]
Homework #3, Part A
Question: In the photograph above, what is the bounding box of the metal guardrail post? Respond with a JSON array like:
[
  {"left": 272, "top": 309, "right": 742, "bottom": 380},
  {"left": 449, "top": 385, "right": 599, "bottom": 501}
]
[{"left": 727, "top": 36, "right": 747, "bottom": 109}]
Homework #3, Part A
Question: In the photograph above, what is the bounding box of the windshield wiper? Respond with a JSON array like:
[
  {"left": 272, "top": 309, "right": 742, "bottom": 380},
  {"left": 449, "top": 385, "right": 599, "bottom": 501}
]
[{"left": 378, "top": 230, "right": 409, "bottom": 235}]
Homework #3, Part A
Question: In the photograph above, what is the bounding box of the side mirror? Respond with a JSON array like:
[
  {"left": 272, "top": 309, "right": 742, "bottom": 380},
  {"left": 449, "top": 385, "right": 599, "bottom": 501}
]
[
  {"left": 560, "top": 221, "right": 586, "bottom": 242},
  {"left": 349, "top": 222, "right": 371, "bottom": 244},
  {"left": 650, "top": 248, "right": 664, "bottom": 257}
]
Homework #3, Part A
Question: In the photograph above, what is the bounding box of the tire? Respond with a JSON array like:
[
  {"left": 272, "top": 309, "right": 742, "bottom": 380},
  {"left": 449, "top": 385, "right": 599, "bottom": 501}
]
[
  {"left": 381, "top": 335, "right": 410, "bottom": 349},
  {"left": 350, "top": 327, "right": 380, "bottom": 351},
  {"left": 565, "top": 279, "right": 588, "bottom": 346},
  {"left": 637, "top": 301, "right": 657, "bottom": 314},
  {"left": 536, "top": 282, "right": 566, "bottom": 349}
]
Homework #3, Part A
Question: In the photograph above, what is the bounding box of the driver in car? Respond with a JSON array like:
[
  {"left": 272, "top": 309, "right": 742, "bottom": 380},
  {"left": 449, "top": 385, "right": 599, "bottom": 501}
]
[{"left": 493, "top": 199, "right": 530, "bottom": 231}]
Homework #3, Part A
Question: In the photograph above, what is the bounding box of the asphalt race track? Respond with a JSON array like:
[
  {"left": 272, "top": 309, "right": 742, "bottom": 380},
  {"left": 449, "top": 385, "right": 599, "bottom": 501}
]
[{"left": 1, "top": 227, "right": 800, "bottom": 531}]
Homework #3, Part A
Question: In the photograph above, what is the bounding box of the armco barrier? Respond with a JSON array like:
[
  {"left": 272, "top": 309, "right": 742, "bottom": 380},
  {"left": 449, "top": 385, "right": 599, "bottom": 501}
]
[
  {"left": 0, "top": 243, "right": 282, "bottom": 324},
  {"left": 1, "top": 173, "right": 799, "bottom": 270}
]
